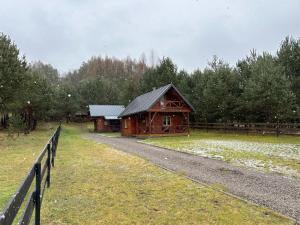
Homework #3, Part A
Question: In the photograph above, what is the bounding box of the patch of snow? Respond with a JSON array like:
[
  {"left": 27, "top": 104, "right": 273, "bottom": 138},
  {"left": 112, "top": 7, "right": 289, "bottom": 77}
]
[
  {"left": 187, "top": 140, "right": 300, "bottom": 160},
  {"left": 268, "top": 165, "right": 299, "bottom": 178},
  {"left": 176, "top": 139, "right": 299, "bottom": 177},
  {"left": 233, "top": 158, "right": 299, "bottom": 178},
  {"left": 233, "top": 159, "right": 266, "bottom": 170},
  {"left": 145, "top": 138, "right": 300, "bottom": 177}
]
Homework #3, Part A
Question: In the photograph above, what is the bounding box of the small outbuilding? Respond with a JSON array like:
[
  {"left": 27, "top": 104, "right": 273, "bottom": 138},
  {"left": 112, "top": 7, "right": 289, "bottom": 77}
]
[
  {"left": 89, "top": 105, "right": 125, "bottom": 132},
  {"left": 119, "top": 84, "right": 195, "bottom": 137}
]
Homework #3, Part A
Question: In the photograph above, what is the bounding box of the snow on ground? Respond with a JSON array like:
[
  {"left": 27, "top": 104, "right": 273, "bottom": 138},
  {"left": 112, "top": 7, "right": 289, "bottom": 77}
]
[
  {"left": 233, "top": 158, "right": 299, "bottom": 178},
  {"left": 187, "top": 140, "right": 300, "bottom": 160},
  {"left": 170, "top": 140, "right": 300, "bottom": 178}
]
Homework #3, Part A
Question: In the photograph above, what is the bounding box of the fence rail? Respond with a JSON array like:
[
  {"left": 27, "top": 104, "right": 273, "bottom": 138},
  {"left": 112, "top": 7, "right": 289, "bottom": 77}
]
[
  {"left": 0, "top": 125, "right": 61, "bottom": 225},
  {"left": 191, "top": 122, "right": 300, "bottom": 136}
]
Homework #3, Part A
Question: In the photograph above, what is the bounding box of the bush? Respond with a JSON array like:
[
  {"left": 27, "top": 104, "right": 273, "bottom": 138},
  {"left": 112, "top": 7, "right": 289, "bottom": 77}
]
[{"left": 8, "top": 114, "right": 26, "bottom": 137}]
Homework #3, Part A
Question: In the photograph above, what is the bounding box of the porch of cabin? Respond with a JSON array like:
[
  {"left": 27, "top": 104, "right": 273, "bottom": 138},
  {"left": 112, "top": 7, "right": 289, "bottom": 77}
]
[{"left": 121, "top": 111, "right": 190, "bottom": 137}]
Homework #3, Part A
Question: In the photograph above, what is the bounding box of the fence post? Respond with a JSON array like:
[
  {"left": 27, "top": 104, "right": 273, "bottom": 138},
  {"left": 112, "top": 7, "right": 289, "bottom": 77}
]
[
  {"left": 52, "top": 131, "right": 58, "bottom": 167},
  {"left": 47, "top": 144, "right": 51, "bottom": 188},
  {"left": 52, "top": 126, "right": 61, "bottom": 167},
  {"left": 35, "top": 163, "right": 41, "bottom": 225},
  {"left": 51, "top": 136, "right": 56, "bottom": 167}
]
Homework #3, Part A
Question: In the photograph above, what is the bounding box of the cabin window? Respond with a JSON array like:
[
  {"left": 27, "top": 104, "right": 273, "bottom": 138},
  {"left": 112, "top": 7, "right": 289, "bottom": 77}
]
[
  {"left": 104, "top": 120, "right": 108, "bottom": 126},
  {"left": 163, "top": 116, "right": 171, "bottom": 126},
  {"left": 124, "top": 119, "right": 128, "bottom": 128}
]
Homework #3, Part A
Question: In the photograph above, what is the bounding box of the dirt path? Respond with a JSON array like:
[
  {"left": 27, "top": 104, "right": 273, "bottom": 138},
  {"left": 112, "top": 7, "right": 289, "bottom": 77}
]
[{"left": 85, "top": 133, "right": 300, "bottom": 221}]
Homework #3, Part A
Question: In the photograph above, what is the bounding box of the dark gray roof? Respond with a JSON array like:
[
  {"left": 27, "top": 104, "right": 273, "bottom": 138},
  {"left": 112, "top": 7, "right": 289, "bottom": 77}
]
[
  {"left": 119, "top": 83, "right": 194, "bottom": 117},
  {"left": 89, "top": 105, "right": 125, "bottom": 118}
]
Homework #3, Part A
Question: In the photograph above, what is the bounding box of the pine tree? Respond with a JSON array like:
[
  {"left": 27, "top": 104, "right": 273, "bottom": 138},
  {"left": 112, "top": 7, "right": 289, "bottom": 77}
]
[
  {"left": 0, "top": 33, "right": 27, "bottom": 113},
  {"left": 240, "top": 53, "right": 296, "bottom": 122}
]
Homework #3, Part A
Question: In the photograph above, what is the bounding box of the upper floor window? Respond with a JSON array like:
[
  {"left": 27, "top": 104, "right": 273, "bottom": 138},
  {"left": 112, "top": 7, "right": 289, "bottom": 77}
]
[{"left": 163, "top": 116, "right": 171, "bottom": 126}]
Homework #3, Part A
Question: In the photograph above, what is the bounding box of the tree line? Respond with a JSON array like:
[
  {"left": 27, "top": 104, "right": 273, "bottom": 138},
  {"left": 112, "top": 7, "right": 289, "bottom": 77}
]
[{"left": 0, "top": 33, "right": 299, "bottom": 133}]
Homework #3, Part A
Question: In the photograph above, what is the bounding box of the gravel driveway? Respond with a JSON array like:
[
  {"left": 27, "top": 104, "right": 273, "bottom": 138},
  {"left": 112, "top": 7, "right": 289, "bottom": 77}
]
[{"left": 85, "top": 133, "right": 300, "bottom": 221}]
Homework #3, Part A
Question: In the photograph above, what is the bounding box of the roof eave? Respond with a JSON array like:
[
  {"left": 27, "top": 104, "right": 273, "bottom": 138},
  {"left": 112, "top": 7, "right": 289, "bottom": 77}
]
[
  {"left": 119, "top": 110, "right": 147, "bottom": 118},
  {"left": 146, "top": 84, "right": 195, "bottom": 113},
  {"left": 170, "top": 84, "right": 195, "bottom": 112}
]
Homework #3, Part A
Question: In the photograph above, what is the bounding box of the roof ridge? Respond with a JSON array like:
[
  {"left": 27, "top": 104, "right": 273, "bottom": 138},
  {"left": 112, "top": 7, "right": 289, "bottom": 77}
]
[
  {"left": 119, "top": 83, "right": 175, "bottom": 117},
  {"left": 134, "top": 83, "right": 172, "bottom": 98},
  {"left": 89, "top": 104, "right": 125, "bottom": 106}
]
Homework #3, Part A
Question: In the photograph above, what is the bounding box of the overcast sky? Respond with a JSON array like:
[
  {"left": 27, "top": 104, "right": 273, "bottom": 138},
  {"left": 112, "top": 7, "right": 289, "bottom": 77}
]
[{"left": 1, "top": 0, "right": 300, "bottom": 74}]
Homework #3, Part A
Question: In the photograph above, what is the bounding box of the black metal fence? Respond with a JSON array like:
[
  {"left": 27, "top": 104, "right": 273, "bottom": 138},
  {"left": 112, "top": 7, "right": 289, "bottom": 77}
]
[{"left": 0, "top": 125, "right": 61, "bottom": 225}]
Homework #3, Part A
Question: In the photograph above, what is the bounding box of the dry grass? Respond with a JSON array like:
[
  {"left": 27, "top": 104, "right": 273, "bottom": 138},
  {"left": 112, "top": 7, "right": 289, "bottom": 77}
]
[
  {"left": 0, "top": 123, "right": 57, "bottom": 209},
  {"left": 39, "top": 124, "right": 292, "bottom": 225}
]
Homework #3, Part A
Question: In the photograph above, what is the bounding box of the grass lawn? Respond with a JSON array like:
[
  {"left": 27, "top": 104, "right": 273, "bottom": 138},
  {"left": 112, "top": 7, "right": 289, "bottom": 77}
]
[
  {"left": 38, "top": 124, "right": 293, "bottom": 225},
  {"left": 0, "top": 123, "right": 57, "bottom": 209},
  {"left": 141, "top": 130, "right": 300, "bottom": 179}
]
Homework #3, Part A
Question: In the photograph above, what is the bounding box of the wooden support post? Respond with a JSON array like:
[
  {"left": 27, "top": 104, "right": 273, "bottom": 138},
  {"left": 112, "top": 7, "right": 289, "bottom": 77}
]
[
  {"left": 149, "top": 112, "right": 151, "bottom": 134},
  {"left": 187, "top": 113, "right": 190, "bottom": 135},
  {"left": 52, "top": 135, "right": 57, "bottom": 167},
  {"left": 35, "top": 163, "right": 41, "bottom": 225},
  {"left": 47, "top": 144, "right": 51, "bottom": 188},
  {"left": 51, "top": 138, "right": 55, "bottom": 167},
  {"left": 150, "top": 112, "right": 157, "bottom": 124},
  {"left": 276, "top": 120, "right": 279, "bottom": 137},
  {"left": 149, "top": 112, "right": 158, "bottom": 134},
  {"left": 136, "top": 115, "right": 139, "bottom": 135}
]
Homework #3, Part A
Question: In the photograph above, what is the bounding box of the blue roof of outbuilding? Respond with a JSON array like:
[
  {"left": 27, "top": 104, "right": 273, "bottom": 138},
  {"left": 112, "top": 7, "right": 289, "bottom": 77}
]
[{"left": 89, "top": 105, "right": 125, "bottom": 117}]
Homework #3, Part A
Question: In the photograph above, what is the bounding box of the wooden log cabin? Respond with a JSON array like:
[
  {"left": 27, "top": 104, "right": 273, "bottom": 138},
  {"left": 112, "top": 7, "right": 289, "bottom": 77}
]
[
  {"left": 89, "top": 105, "right": 125, "bottom": 132},
  {"left": 119, "top": 84, "right": 195, "bottom": 137}
]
